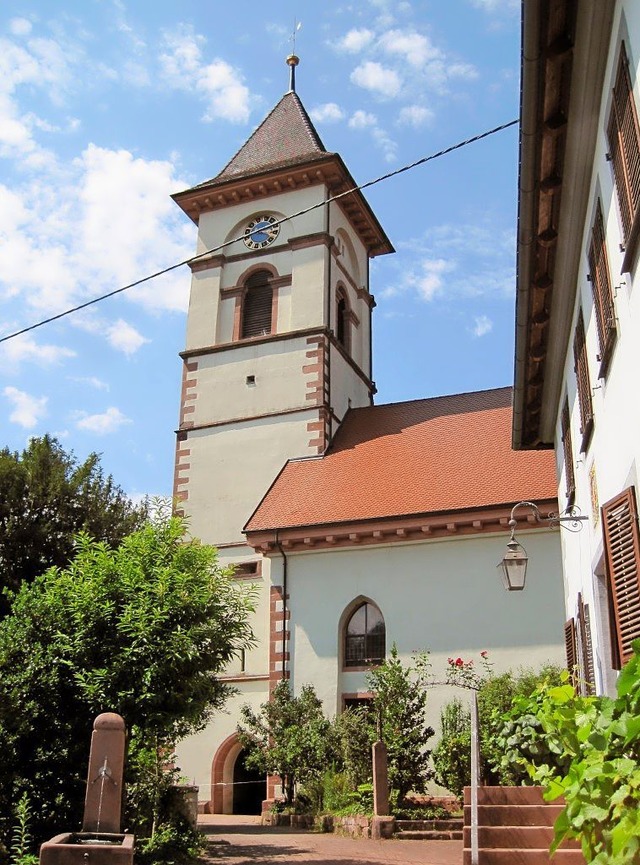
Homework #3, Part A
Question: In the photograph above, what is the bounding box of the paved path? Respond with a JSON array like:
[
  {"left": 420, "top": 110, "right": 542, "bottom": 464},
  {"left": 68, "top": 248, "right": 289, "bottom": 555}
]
[{"left": 198, "top": 815, "right": 462, "bottom": 865}]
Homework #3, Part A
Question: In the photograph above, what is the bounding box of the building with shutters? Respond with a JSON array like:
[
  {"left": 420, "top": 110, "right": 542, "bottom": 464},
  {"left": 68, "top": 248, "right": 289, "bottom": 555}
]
[
  {"left": 170, "top": 58, "right": 566, "bottom": 814},
  {"left": 514, "top": 0, "right": 640, "bottom": 696}
]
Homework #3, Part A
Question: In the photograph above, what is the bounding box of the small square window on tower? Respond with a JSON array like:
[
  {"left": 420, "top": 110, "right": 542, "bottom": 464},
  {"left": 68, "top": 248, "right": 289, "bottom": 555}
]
[{"left": 246, "top": 375, "right": 256, "bottom": 386}]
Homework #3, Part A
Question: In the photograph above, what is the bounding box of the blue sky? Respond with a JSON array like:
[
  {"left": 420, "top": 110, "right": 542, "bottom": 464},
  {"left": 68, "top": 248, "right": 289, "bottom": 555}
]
[{"left": 0, "top": 0, "right": 520, "bottom": 499}]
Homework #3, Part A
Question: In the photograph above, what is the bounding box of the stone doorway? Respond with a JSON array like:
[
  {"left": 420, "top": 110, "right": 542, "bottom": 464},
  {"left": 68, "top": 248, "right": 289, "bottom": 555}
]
[{"left": 232, "top": 750, "right": 266, "bottom": 815}]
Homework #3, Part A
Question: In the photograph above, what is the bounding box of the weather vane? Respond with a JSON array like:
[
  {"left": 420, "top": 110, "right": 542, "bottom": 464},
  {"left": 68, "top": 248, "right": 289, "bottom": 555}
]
[
  {"left": 290, "top": 18, "right": 302, "bottom": 53},
  {"left": 287, "top": 19, "right": 302, "bottom": 92}
]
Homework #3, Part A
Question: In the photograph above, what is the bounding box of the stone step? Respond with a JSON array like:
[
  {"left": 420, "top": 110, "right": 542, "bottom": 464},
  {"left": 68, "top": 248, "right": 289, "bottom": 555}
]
[
  {"left": 396, "top": 819, "right": 463, "bottom": 832},
  {"left": 398, "top": 830, "right": 463, "bottom": 840},
  {"left": 464, "top": 786, "right": 556, "bottom": 806},
  {"left": 463, "top": 826, "right": 581, "bottom": 849},
  {"left": 463, "top": 804, "right": 564, "bottom": 826},
  {"left": 463, "top": 849, "right": 585, "bottom": 865}
]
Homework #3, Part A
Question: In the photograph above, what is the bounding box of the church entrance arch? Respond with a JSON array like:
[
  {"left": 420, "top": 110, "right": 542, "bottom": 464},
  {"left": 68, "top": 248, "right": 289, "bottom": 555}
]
[
  {"left": 232, "top": 749, "right": 266, "bottom": 815},
  {"left": 211, "top": 734, "right": 266, "bottom": 815}
]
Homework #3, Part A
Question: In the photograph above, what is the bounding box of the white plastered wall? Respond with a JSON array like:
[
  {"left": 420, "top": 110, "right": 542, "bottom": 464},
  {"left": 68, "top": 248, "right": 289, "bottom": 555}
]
[
  {"left": 184, "top": 412, "right": 317, "bottom": 545},
  {"left": 554, "top": 0, "right": 640, "bottom": 694},
  {"left": 283, "top": 529, "right": 565, "bottom": 733}
]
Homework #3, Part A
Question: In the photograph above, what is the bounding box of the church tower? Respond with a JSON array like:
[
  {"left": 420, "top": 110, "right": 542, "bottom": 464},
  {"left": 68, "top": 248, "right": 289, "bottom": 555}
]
[{"left": 172, "top": 58, "right": 393, "bottom": 553}]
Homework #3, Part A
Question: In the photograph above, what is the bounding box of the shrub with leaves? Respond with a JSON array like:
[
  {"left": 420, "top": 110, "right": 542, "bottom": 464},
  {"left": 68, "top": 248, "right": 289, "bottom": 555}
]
[
  {"left": 432, "top": 698, "right": 471, "bottom": 798},
  {"left": 524, "top": 642, "right": 640, "bottom": 865},
  {"left": 431, "top": 663, "right": 565, "bottom": 796},
  {"left": 0, "top": 509, "right": 255, "bottom": 853},
  {"left": 238, "top": 681, "right": 334, "bottom": 804},
  {"left": 367, "top": 645, "right": 435, "bottom": 803}
]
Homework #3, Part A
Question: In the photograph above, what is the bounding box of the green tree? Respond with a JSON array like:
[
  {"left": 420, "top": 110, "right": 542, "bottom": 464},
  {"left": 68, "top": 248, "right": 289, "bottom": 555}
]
[
  {"left": 237, "top": 681, "right": 333, "bottom": 805},
  {"left": 366, "top": 645, "right": 434, "bottom": 803},
  {"left": 0, "top": 435, "right": 147, "bottom": 616},
  {"left": 0, "top": 510, "right": 255, "bottom": 850}
]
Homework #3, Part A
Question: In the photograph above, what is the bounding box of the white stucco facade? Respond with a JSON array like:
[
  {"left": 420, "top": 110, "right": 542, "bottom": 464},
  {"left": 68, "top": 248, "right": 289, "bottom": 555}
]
[{"left": 516, "top": 0, "right": 640, "bottom": 695}]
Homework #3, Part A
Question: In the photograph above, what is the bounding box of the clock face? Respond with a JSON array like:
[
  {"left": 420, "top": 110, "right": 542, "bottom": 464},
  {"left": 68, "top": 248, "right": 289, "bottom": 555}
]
[{"left": 243, "top": 214, "right": 280, "bottom": 250}]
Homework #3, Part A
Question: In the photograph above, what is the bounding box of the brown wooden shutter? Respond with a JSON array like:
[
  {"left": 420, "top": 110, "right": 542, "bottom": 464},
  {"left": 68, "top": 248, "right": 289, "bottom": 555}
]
[
  {"left": 588, "top": 199, "right": 616, "bottom": 375},
  {"left": 577, "top": 593, "right": 596, "bottom": 693},
  {"left": 573, "top": 310, "right": 594, "bottom": 450},
  {"left": 564, "top": 617, "right": 578, "bottom": 687},
  {"left": 561, "top": 399, "right": 576, "bottom": 505},
  {"left": 241, "top": 271, "right": 273, "bottom": 338},
  {"left": 607, "top": 43, "right": 640, "bottom": 243},
  {"left": 602, "top": 486, "right": 640, "bottom": 667}
]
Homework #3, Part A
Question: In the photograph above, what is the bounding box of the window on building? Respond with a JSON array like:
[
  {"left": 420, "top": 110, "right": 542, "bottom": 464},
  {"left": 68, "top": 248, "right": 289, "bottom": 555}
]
[
  {"left": 343, "top": 696, "right": 374, "bottom": 713},
  {"left": 602, "top": 486, "right": 640, "bottom": 668},
  {"left": 588, "top": 199, "right": 617, "bottom": 377},
  {"left": 336, "top": 289, "right": 350, "bottom": 352},
  {"left": 573, "top": 310, "right": 594, "bottom": 452},
  {"left": 344, "top": 602, "right": 385, "bottom": 668},
  {"left": 561, "top": 398, "right": 576, "bottom": 506},
  {"left": 564, "top": 598, "right": 595, "bottom": 695},
  {"left": 607, "top": 42, "right": 640, "bottom": 268},
  {"left": 241, "top": 271, "right": 273, "bottom": 339}
]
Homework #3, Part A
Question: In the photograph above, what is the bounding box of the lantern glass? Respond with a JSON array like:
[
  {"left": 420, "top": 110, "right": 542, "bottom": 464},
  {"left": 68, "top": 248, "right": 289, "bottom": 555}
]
[{"left": 498, "top": 540, "right": 528, "bottom": 591}]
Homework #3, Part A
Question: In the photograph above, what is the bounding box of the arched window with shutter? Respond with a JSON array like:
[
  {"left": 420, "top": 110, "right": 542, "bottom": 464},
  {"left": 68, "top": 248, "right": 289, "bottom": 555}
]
[{"left": 241, "top": 270, "right": 273, "bottom": 339}]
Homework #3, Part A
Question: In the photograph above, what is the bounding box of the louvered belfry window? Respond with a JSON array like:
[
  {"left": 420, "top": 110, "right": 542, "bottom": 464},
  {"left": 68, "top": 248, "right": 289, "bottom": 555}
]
[
  {"left": 573, "top": 310, "right": 594, "bottom": 451},
  {"left": 241, "top": 271, "right": 273, "bottom": 338},
  {"left": 607, "top": 42, "right": 640, "bottom": 248},
  {"left": 588, "top": 199, "right": 617, "bottom": 376},
  {"left": 561, "top": 399, "right": 576, "bottom": 506},
  {"left": 602, "top": 486, "right": 640, "bottom": 667}
]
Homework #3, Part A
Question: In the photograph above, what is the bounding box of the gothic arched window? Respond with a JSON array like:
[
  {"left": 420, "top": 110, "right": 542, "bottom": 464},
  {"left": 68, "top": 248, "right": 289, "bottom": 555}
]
[
  {"left": 344, "top": 601, "right": 385, "bottom": 667},
  {"left": 336, "top": 288, "right": 350, "bottom": 352},
  {"left": 241, "top": 271, "right": 273, "bottom": 338}
]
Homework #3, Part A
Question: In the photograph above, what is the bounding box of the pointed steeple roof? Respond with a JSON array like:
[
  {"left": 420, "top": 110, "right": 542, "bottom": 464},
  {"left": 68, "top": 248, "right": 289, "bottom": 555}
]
[
  {"left": 172, "top": 80, "right": 394, "bottom": 257},
  {"left": 216, "top": 91, "right": 327, "bottom": 181}
]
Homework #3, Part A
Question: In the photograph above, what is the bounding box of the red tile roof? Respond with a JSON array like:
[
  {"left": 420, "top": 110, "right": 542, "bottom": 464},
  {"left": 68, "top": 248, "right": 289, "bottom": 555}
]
[{"left": 244, "top": 387, "right": 558, "bottom": 532}]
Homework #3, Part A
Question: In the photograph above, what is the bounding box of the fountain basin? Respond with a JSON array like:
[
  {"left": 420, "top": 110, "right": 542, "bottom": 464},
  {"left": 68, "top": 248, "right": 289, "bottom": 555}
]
[{"left": 39, "top": 832, "right": 134, "bottom": 864}]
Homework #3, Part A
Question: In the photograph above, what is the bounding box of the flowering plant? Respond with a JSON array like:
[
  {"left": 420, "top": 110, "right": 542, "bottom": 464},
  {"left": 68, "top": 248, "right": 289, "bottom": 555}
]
[{"left": 443, "top": 651, "right": 493, "bottom": 690}]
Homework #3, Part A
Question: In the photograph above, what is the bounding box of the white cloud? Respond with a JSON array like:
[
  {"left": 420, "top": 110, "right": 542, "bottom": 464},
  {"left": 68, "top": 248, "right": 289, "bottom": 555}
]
[
  {"left": 9, "top": 18, "right": 32, "bottom": 37},
  {"left": 107, "top": 319, "right": 148, "bottom": 355},
  {"left": 309, "top": 103, "right": 345, "bottom": 123},
  {"left": 1, "top": 334, "right": 76, "bottom": 366},
  {"left": 69, "top": 376, "right": 109, "bottom": 391},
  {"left": 348, "top": 110, "right": 377, "bottom": 129},
  {"left": 469, "top": 0, "right": 519, "bottom": 13},
  {"left": 472, "top": 315, "right": 493, "bottom": 337},
  {"left": 75, "top": 406, "right": 132, "bottom": 434},
  {"left": 160, "top": 26, "right": 250, "bottom": 123},
  {"left": 379, "top": 30, "right": 438, "bottom": 68},
  {"left": 348, "top": 111, "right": 396, "bottom": 162},
  {"left": 336, "top": 28, "right": 374, "bottom": 53},
  {"left": 4, "top": 386, "right": 47, "bottom": 428},
  {"left": 351, "top": 61, "right": 401, "bottom": 99},
  {"left": 416, "top": 258, "right": 454, "bottom": 301},
  {"left": 398, "top": 105, "right": 434, "bottom": 127}
]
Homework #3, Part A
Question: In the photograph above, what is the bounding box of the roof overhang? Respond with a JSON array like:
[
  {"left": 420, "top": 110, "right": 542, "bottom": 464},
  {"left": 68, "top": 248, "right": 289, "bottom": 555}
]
[
  {"left": 513, "top": 0, "right": 615, "bottom": 449},
  {"left": 171, "top": 153, "right": 394, "bottom": 258},
  {"left": 244, "top": 499, "right": 559, "bottom": 554}
]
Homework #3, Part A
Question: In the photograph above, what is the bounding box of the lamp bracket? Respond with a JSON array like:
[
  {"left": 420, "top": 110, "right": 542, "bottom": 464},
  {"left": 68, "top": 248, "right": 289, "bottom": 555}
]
[{"left": 508, "top": 501, "right": 588, "bottom": 535}]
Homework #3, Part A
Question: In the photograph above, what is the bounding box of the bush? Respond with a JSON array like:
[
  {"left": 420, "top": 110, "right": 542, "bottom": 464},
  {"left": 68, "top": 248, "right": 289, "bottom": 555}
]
[
  {"left": 433, "top": 699, "right": 471, "bottom": 798},
  {"left": 523, "top": 643, "right": 640, "bottom": 865},
  {"left": 432, "top": 664, "right": 565, "bottom": 796}
]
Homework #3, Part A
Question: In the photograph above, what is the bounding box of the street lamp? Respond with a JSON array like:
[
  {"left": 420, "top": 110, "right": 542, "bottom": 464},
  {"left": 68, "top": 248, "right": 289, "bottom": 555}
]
[{"left": 498, "top": 501, "right": 588, "bottom": 591}]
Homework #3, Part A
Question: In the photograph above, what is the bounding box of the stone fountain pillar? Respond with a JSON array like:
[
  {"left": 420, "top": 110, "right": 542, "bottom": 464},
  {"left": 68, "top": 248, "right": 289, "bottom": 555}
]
[
  {"left": 39, "top": 712, "right": 134, "bottom": 864},
  {"left": 83, "top": 712, "right": 126, "bottom": 834}
]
